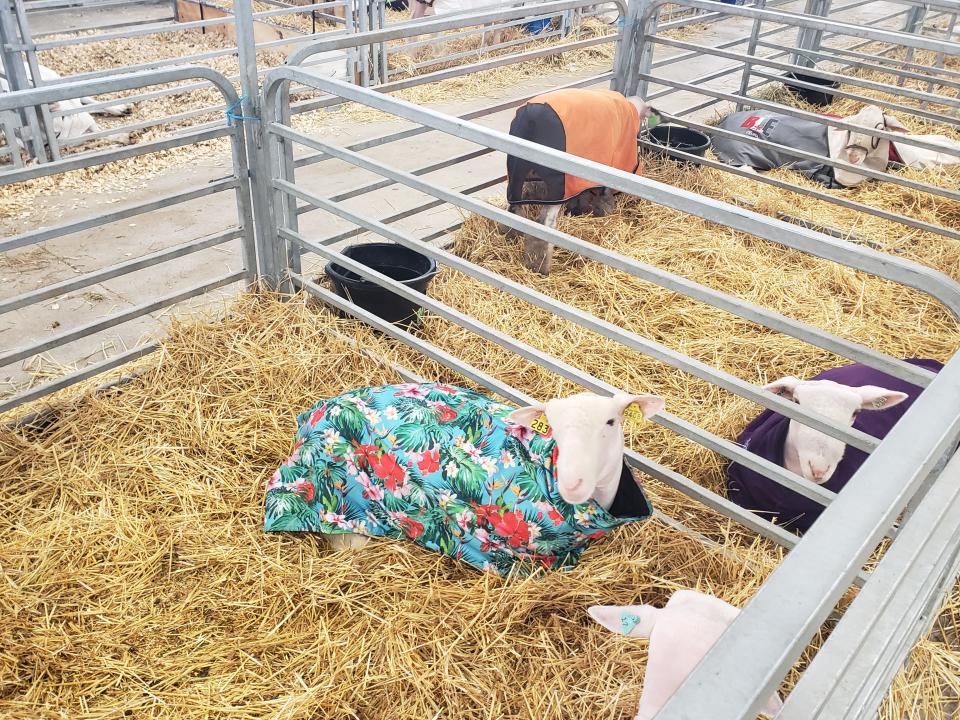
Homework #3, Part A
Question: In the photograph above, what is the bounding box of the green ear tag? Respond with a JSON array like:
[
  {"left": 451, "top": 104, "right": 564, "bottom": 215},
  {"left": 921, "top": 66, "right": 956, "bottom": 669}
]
[
  {"left": 620, "top": 612, "right": 643, "bottom": 634},
  {"left": 647, "top": 113, "right": 661, "bottom": 129}
]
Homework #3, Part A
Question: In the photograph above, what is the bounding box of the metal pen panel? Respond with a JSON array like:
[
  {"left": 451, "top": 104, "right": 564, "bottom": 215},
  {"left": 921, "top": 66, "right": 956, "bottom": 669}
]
[
  {"left": 1, "top": 65, "right": 258, "bottom": 412},
  {"left": 268, "top": 123, "right": 939, "bottom": 390},
  {"left": 262, "top": 68, "right": 960, "bottom": 321},
  {"left": 0, "top": 179, "right": 236, "bottom": 253},
  {"left": 777, "top": 449, "right": 960, "bottom": 719},
  {"left": 269, "top": 162, "right": 879, "bottom": 451},
  {"left": 0, "top": 229, "right": 242, "bottom": 316},
  {"left": 290, "top": 272, "right": 803, "bottom": 549},
  {"left": 0, "top": 342, "right": 161, "bottom": 415},
  {"left": 279, "top": 222, "right": 835, "bottom": 509},
  {"left": 654, "top": 355, "right": 960, "bottom": 720},
  {"left": 0, "top": 271, "right": 245, "bottom": 371}
]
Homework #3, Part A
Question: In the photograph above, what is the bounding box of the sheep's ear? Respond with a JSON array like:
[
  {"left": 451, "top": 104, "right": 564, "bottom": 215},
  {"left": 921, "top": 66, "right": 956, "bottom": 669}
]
[
  {"left": 883, "top": 114, "right": 909, "bottom": 132},
  {"left": 587, "top": 605, "right": 658, "bottom": 638},
  {"left": 763, "top": 376, "right": 802, "bottom": 401},
  {"left": 856, "top": 386, "right": 909, "bottom": 411},
  {"left": 614, "top": 393, "right": 665, "bottom": 419},
  {"left": 505, "top": 403, "right": 546, "bottom": 428}
]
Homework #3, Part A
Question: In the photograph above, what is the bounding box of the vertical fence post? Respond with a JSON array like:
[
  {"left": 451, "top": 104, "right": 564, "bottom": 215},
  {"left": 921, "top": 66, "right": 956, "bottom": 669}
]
[
  {"left": 899, "top": 3, "right": 927, "bottom": 88},
  {"left": 622, "top": 0, "right": 656, "bottom": 99},
  {"left": 356, "top": 0, "right": 370, "bottom": 87},
  {"left": 0, "top": 109, "right": 22, "bottom": 168},
  {"left": 233, "top": 0, "right": 281, "bottom": 288},
  {"left": 793, "top": 0, "right": 830, "bottom": 70},
  {"left": 377, "top": 0, "right": 387, "bottom": 84},
  {"left": 736, "top": 0, "right": 766, "bottom": 112},
  {"left": 276, "top": 82, "right": 302, "bottom": 286},
  {"left": 924, "top": 11, "right": 956, "bottom": 107},
  {"left": 901, "top": 2, "right": 926, "bottom": 34},
  {"left": 13, "top": 0, "right": 60, "bottom": 161},
  {"left": 612, "top": 0, "right": 651, "bottom": 96},
  {"left": 345, "top": 0, "right": 358, "bottom": 85},
  {"left": 228, "top": 114, "right": 260, "bottom": 288},
  {"left": 0, "top": 0, "right": 47, "bottom": 163}
]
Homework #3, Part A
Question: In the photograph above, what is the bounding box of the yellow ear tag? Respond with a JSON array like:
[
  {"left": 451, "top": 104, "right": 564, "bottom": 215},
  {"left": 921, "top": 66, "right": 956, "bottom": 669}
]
[
  {"left": 624, "top": 405, "right": 645, "bottom": 424},
  {"left": 530, "top": 413, "right": 551, "bottom": 435},
  {"left": 532, "top": 406, "right": 645, "bottom": 434}
]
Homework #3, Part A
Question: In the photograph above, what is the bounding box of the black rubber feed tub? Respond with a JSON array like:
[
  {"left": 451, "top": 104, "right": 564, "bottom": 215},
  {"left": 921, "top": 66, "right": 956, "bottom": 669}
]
[
  {"left": 645, "top": 124, "right": 711, "bottom": 164},
  {"left": 325, "top": 243, "right": 438, "bottom": 330},
  {"left": 782, "top": 71, "right": 840, "bottom": 107}
]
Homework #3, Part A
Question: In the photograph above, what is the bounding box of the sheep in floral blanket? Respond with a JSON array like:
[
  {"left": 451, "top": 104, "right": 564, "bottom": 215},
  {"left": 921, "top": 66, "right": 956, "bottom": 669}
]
[{"left": 264, "top": 383, "right": 663, "bottom": 576}]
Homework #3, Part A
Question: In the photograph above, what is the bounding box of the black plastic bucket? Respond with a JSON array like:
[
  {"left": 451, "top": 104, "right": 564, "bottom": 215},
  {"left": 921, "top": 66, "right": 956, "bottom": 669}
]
[
  {"left": 324, "top": 242, "right": 438, "bottom": 329},
  {"left": 782, "top": 71, "right": 839, "bottom": 107},
  {"left": 644, "top": 124, "right": 711, "bottom": 164}
]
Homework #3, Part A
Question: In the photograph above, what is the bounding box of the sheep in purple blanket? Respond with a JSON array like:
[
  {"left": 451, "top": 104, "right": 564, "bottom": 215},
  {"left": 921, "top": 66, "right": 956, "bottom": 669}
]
[{"left": 727, "top": 358, "right": 942, "bottom": 534}]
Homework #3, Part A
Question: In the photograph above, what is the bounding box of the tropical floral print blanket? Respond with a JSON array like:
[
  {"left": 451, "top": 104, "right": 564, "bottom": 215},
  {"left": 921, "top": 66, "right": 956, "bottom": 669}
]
[{"left": 264, "top": 383, "right": 651, "bottom": 576}]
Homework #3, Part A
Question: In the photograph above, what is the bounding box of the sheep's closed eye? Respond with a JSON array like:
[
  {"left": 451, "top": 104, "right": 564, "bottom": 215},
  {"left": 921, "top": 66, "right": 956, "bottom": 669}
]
[{"left": 606, "top": 418, "right": 615, "bottom": 426}]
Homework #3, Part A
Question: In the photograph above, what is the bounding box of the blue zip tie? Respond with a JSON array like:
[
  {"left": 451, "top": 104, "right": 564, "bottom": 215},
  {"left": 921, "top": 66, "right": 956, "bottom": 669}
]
[{"left": 225, "top": 96, "right": 259, "bottom": 127}]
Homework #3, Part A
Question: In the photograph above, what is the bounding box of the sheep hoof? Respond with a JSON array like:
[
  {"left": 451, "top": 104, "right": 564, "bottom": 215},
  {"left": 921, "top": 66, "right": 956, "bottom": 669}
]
[
  {"left": 326, "top": 533, "right": 371, "bottom": 552},
  {"left": 593, "top": 198, "right": 616, "bottom": 217},
  {"left": 523, "top": 236, "right": 552, "bottom": 275}
]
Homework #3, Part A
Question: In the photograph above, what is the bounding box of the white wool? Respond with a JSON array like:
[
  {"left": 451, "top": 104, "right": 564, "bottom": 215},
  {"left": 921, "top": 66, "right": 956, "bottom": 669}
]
[
  {"left": 764, "top": 376, "right": 908, "bottom": 484},
  {"left": 1, "top": 61, "right": 130, "bottom": 147},
  {"left": 506, "top": 392, "right": 663, "bottom": 508},
  {"left": 589, "top": 589, "right": 784, "bottom": 720},
  {"left": 894, "top": 134, "right": 960, "bottom": 170}
]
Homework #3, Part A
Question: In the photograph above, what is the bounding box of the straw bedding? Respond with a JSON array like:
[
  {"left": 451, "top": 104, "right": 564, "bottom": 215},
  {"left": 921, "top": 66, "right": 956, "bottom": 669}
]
[
  {"left": 303, "top": 17, "right": 617, "bottom": 124},
  {"left": 637, "top": 149, "right": 960, "bottom": 281},
  {"left": 3, "top": 31, "right": 959, "bottom": 720},
  {"left": 1, "top": 290, "right": 957, "bottom": 719},
  {"left": 4, "top": 135, "right": 960, "bottom": 712},
  {"left": 692, "top": 46, "right": 960, "bottom": 280}
]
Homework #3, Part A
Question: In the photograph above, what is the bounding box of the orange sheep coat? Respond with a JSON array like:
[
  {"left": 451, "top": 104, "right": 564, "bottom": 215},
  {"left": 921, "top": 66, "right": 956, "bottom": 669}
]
[{"left": 506, "top": 89, "right": 643, "bottom": 203}]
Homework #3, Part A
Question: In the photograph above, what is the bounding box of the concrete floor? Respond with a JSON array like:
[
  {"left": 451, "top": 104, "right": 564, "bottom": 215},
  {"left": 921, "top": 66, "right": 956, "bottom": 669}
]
[
  {"left": 26, "top": 0, "right": 172, "bottom": 36},
  {"left": 1, "top": 0, "right": 910, "bottom": 399}
]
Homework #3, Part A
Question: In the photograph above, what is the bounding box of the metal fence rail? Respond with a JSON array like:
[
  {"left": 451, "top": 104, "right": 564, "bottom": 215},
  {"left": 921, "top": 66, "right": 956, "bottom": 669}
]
[
  {"left": 258, "top": 39, "right": 960, "bottom": 716},
  {"left": 615, "top": 0, "right": 960, "bottom": 256},
  {"left": 0, "top": 0, "right": 627, "bottom": 167},
  {"left": 3, "top": 0, "right": 856, "bottom": 169},
  {"left": 260, "top": 64, "right": 957, "bottom": 533},
  {"left": 282, "top": 0, "right": 625, "bottom": 115},
  {"left": 3, "top": 0, "right": 960, "bottom": 715},
  {"left": 0, "top": 0, "right": 359, "bottom": 168},
  {"left": 0, "top": 65, "right": 256, "bottom": 414}
]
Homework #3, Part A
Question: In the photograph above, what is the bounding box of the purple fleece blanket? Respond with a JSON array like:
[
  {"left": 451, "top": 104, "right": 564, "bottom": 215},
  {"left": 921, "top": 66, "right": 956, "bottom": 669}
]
[{"left": 726, "top": 358, "right": 943, "bottom": 534}]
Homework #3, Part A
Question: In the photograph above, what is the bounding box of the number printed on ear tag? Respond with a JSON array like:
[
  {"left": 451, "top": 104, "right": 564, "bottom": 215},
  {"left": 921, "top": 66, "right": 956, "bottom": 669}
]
[
  {"left": 530, "top": 414, "right": 551, "bottom": 435},
  {"left": 624, "top": 405, "right": 645, "bottom": 423}
]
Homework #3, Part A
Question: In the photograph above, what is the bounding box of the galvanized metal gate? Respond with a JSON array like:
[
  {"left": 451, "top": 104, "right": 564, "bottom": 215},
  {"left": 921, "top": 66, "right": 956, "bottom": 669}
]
[
  {"left": 0, "top": 65, "right": 257, "bottom": 414},
  {"left": 254, "top": 1, "right": 960, "bottom": 716},
  {"left": 2, "top": 0, "right": 960, "bottom": 717}
]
